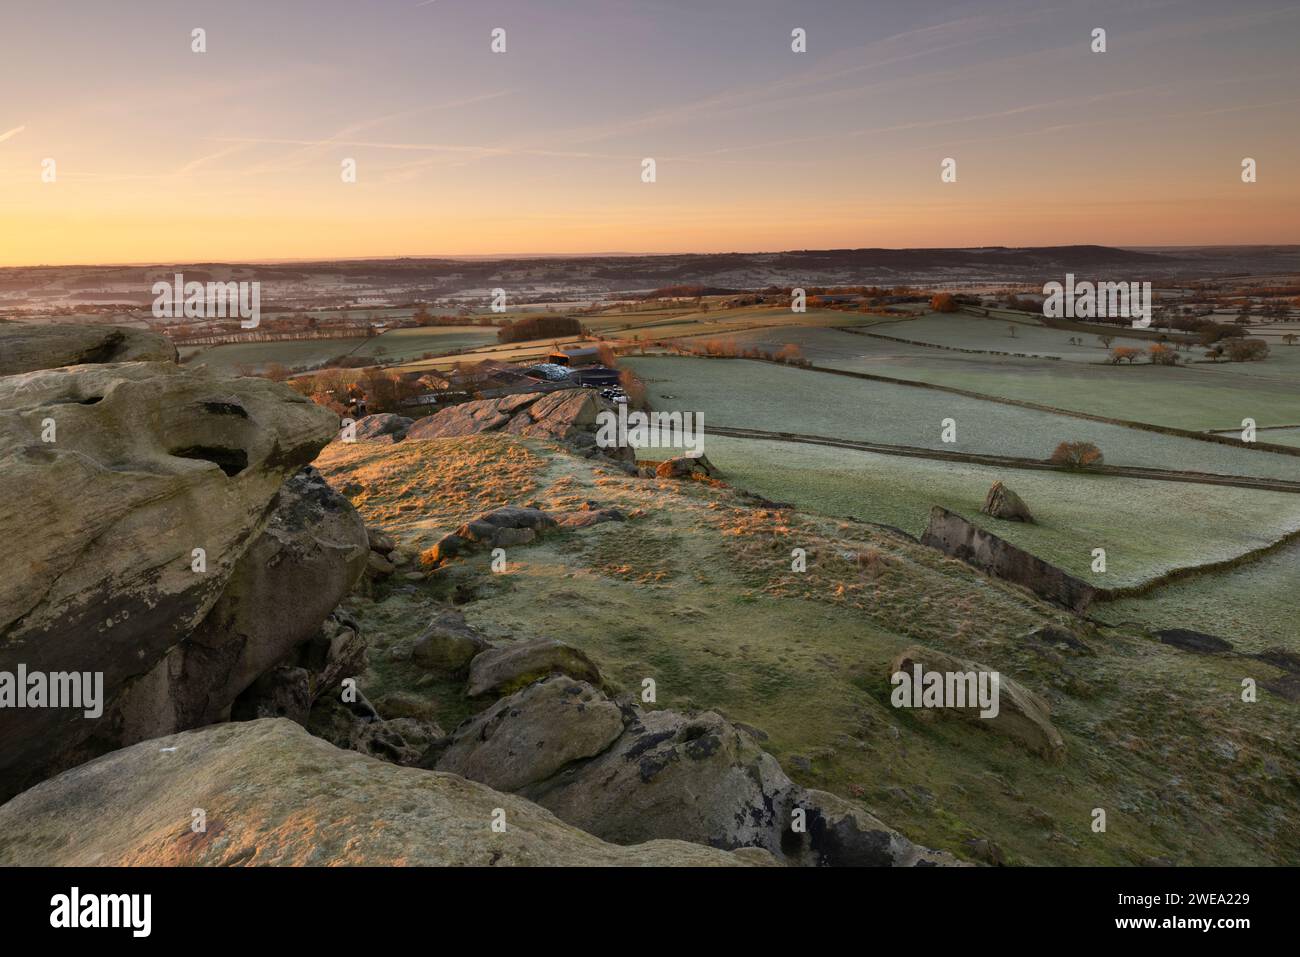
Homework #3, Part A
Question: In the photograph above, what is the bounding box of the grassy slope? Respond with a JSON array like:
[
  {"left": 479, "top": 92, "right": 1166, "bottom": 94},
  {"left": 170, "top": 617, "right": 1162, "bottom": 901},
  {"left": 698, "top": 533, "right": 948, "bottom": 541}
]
[
  {"left": 1258, "top": 427, "right": 1300, "bottom": 448},
  {"left": 183, "top": 337, "right": 370, "bottom": 372},
  {"left": 683, "top": 323, "right": 1300, "bottom": 432},
  {"left": 314, "top": 435, "right": 1300, "bottom": 866},
  {"left": 1097, "top": 537, "right": 1300, "bottom": 652},
  {"left": 702, "top": 434, "right": 1300, "bottom": 589},
  {"left": 623, "top": 356, "right": 1300, "bottom": 481},
  {"left": 347, "top": 326, "right": 497, "bottom": 361},
  {"left": 183, "top": 326, "right": 498, "bottom": 373},
  {"left": 866, "top": 360, "right": 1300, "bottom": 432},
  {"left": 866, "top": 312, "right": 1148, "bottom": 360}
]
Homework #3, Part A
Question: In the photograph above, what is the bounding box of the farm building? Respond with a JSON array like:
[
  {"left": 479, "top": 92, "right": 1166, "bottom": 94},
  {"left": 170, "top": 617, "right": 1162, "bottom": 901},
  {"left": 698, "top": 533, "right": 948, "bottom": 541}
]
[
  {"left": 567, "top": 365, "right": 622, "bottom": 388},
  {"left": 522, "top": 363, "right": 572, "bottom": 382},
  {"left": 399, "top": 393, "right": 446, "bottom": 410},
  {"left": 549, "top": 345, "right": 602, "bottom": 366}
]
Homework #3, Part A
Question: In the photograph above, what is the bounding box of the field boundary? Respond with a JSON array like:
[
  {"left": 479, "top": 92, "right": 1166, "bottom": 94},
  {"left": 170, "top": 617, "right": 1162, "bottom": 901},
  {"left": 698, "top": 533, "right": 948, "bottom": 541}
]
[
  {"left": 832, "top": 325, "right": 1068, "bottom": 361},
  {"left": 1093, "top": 526, "right": 1300, "bottom": 602},
  {"left": 631, "top": 353, "right": 1300, "bottom": 459},
  {"left": 707, "top": 426, "right": 1300, "bottom": 492}
]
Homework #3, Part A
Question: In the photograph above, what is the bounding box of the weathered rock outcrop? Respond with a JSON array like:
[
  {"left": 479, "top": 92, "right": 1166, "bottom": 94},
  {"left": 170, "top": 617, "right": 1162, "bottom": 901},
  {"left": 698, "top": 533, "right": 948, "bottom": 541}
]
[
  {"left": 889, "top": 645, "right": 1066, "bottom": 762},
  {"left": 920, "top": 506, "right": 1095, "bottom": 613},
  {"left": 420, "top": 503, "right": 626, "bottom": 570},
  {"left": 405, "top": 393, "right": 548, "bottom": 439},
  {"left": 981, "top": 481, "right": 1033, "bottom": 522},
  {"left": 405, "top": 388, "right": 610, "bottom": 447},
  {"left": 0, "top": 719, "right": 771, "bottom": 866},
  {"left": 411, "top": 608, "right": 492, "bottom": 672},
  {"left": 436, "top": 676, "right": 624, "bottom": 791},
  {"left": 466, "top": 638, "right": 603, "bottom": 698},
  {"left": 0, "top": 323, "right": 177, "bottom": 375},
  {"left": 552, "top": 505, "right": 627, "bottom": 528},
  {"left": 360, "top": 524, "right": 409, "bottom": 587},
  {"left": 432, "top": 662, "right": 958, "bottom": 865},
  {"left": 349, "top": 413, "right": 413, "bottom": 442},
  {"left": 112, "top": 467, "right": 370, "bottom": 744},
  {"left": 655, "top": 453, "right": 718, "bottom": 479},
  {"left": 295, "top": 608, "right": 370, "bottom": 703},
  {"left": 0, "top": 361, "right": 339, "bottom": 798},
  {"left": 503, "top": 389, "right": 603, "bottom": 441},
  {"left": 422, "top": 506, "right": 560, "bottom": 568},
  {"left": 518, "top": 701, "right": 958, "bottom": 866},
  {"left": 308, "top": 696, "right": 444, "bottom": 766}
]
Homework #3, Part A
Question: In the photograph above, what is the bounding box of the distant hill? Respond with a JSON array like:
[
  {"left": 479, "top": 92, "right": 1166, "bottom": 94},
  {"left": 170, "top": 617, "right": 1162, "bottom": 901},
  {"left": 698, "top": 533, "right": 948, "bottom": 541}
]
[{"left": 4, "top": 245, "right": 1297, "bottom": 310}]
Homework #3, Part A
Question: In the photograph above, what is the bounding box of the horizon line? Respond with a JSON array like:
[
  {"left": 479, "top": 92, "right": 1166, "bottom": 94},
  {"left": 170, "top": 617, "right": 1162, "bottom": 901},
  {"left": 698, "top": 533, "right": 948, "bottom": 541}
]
[{"left": 6, "top": 241, "right": 1300, "bottom": 271}]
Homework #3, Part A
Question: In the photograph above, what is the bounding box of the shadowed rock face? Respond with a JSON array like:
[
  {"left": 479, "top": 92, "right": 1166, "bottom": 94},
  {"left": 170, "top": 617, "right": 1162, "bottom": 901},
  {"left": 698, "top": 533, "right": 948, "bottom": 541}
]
[
  {"left": 1152, "top": 628, "right": 1234, "bottom": 655},
  {"left": 920, "top": 506, "right": 1095, "bottom": 613},
  {"left": 0, "top": 324, "right": 178, "bottom": 375},
  {"left": 535, "top": 704, "right": 962, "bottom": 867},
  {"left": 466, "top": 638, "right": 604, "bottom": 698},
  {"left": 112, "top": 467, "right": 370, "bottom": 744},
  {"left": 0, "top": 361, "right": 340, "bottom": 798},
  {"left": 436, "top": 682, "right": 964, "bottom": 866},
  {"left": 0, "top": 719, "right": 772, "bottom": 867},
  {"left": 411, "top": 609, "right": 491, "bottom": 673},
  {"left": 437, "top": 677, "right": 625, "bottom": 792}
]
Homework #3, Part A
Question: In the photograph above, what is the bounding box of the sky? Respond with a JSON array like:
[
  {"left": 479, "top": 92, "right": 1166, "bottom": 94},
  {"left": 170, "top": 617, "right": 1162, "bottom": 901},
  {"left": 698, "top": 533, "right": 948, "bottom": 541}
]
[{"left": 1, "top": 0, "right": 1298, "bottom": 265}]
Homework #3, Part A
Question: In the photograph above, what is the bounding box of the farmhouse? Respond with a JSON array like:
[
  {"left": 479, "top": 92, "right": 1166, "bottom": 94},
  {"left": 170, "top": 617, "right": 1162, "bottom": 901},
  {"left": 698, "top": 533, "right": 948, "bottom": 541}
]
[{"left": 398, "top": 393, "right": 446, "bottom": 411}]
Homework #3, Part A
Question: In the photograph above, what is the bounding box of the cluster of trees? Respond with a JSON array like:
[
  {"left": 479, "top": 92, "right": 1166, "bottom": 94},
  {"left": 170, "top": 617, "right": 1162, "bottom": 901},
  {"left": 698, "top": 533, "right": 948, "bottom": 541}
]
[
  {"left": 1194, "top": 321, "right": 1247, "bottom": 346},
  {"left": 1109, "top": 336, "right": 1269, "bottom": 364},
  {"left": 930, "top": 293, "right": 958, "bottom": 313},
  {"left": 285, "top": 366, "right": 421, "bottom": 416},
  {"left": 1233, "top": 298, "right": 1293, "bottom": 322},
  {"left": 354, "top": 367, "right": 422, "bottom": 413},
  {"left": 1108, "top": 346, "right": 1146, "bottom": 364},
  {"left": 1209, "top": 338, "right": 1270, "bottom": 362},
  {"left": 619, "top": 369, "right": 648, "bottom": 407},
  {"left": 1148, "top": 343, "right": 1180, "bottom": 366},
  {"left": 642, "top": 284, "right": 718, "bottom": 299},
  {"left": 497, "top": 315, "right": 584, "bottom": 343},
  {"left": 1107, "top": 343, "right": 1180, "bottom": 365},
  {"left": 675, "top": 338, "right": 811, "bottom": 366},
  {"left": 768, "top": 284, "right": 916, "bottom": 298},
  {"left": 410, "top": 305, "right": 490, "bottom": 327},
  {"left": 594, "top": 342, "right": 618, "bottom": 366}
]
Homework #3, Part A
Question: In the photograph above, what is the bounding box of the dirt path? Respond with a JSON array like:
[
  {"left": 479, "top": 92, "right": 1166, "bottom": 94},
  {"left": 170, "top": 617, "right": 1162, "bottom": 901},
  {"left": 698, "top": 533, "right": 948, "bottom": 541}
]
[{"left": 708, "top": 425, "right": 1300, "bottom": 493}]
